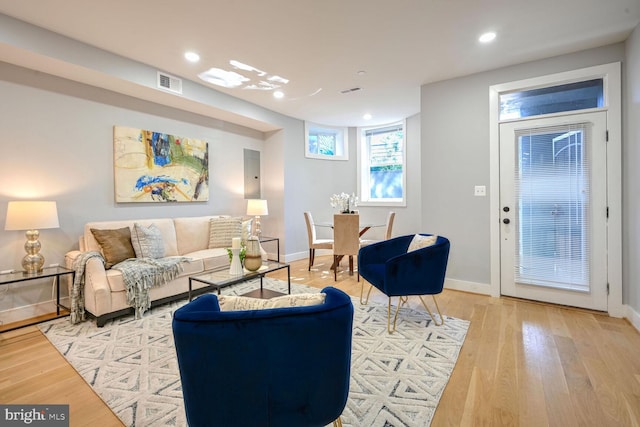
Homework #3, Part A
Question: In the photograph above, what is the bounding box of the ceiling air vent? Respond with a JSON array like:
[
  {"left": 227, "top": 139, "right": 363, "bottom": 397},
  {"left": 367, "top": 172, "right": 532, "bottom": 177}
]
[
  {"left": 340, "top": 87, "right": 362, "bottom": 94},
  {"left": 157, "top": 71, "right": 183, "bottom": 94}
]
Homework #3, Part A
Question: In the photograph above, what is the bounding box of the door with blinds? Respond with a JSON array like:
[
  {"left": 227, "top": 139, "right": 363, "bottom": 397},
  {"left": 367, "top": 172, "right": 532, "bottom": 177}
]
[{"left": 499, "top": 112, "right": 608, "bottom": 311}]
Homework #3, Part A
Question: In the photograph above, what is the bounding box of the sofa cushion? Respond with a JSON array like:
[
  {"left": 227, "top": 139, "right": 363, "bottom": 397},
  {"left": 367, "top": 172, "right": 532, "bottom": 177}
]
[
  {"left": 83, "top": 219, "right": 178, "bottom": 256},
  {"left": 208, "top": 217, "right": 243, "bottom": 249},
  {"left": 217, "top": 293, "right": 327, "bottom": 311},
  {"left": 174, "top": 216, "right": 227, "bottom": 255},
  {"left": 90, "top": 227, "right": 136, "bottom": 268},
  {"left": 184, "top": 248, "right": 229, "bottom": 270},
  {"left": 131, "top": 223, "right": 165, "bottom": 259},
  {"left": 407, "top": 234, "right": 438, "bottom": 253}
]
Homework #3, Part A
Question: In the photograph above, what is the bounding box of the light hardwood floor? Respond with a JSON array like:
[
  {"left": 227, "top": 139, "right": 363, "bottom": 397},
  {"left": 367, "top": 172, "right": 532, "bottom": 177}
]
[{"left": 1, "top": 256, "right": 640, "bottom": 426}]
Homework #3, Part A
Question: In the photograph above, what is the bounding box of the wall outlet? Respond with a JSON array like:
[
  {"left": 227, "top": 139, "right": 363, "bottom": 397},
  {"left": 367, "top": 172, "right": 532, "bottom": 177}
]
[{"left": 474, "top": 185, "right": 486, "bottom": 196}]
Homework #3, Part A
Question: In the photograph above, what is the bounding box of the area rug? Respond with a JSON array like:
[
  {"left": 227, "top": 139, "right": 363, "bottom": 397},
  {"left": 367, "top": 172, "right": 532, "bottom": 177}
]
[{"left": 39, "top": 279, "right": 469, "bottom": 427}]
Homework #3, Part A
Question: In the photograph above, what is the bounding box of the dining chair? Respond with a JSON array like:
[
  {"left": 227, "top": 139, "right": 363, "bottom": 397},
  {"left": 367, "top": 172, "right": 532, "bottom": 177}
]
[
  {"left": 304, "top": 211, "right": 333, "bottom": 271},
  {"left": 360, "top": 211, "right": 396, "bottom": 246},
  {"left": 333, "top": 213, "right": 361, "bottom": 281}
]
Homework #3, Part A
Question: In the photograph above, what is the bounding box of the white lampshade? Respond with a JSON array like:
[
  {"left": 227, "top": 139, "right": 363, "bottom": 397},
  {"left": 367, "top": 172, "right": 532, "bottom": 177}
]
[
  {"left": 246, "top": 199, "right": 269, "bottom": 216},
  {"left": 5, "top": 201, "right": 60, "bottom": 231}
]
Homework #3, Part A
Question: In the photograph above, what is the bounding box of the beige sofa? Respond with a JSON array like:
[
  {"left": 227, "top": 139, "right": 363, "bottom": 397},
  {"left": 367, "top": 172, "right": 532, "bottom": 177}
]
[{"left": 65, "top": 215, "right": 249, "bottom": 326}]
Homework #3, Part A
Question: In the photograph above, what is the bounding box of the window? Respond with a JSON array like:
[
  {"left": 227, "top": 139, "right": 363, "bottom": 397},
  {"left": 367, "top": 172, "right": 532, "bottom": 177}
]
[
  {"left": 357, "top": 121, "right": 406, "bottom": 206},
  {"left": 499, "top": 78, "right": 604, "bottom": 120},
  {"left": 305, "top": 121, "right": 348, "bottom": 160}
]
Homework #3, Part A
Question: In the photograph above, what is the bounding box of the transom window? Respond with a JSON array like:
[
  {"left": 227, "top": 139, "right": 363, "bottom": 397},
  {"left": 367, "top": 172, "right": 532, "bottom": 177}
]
[{"left": 357, "top": 121, "right": 406, "bottom": 206}]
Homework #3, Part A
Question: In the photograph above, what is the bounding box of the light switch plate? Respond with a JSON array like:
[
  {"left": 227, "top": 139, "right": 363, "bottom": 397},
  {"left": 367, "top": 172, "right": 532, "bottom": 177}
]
[{"left": 474, "top": 185, "right": 486, "bottom": 196}]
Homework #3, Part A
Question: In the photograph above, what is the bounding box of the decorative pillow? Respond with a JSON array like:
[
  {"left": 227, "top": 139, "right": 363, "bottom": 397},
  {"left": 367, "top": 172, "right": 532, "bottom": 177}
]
[
  {"left": 208, "top": 217, "right": 243, "bottom": 249},
  {"left": 90, "top": 227, "right": 136, "bottom": 268},
  {"left": 407, "top": 234, "right": 438, "bottom": 253},
  {"left": 218, "top": 293, "right": 327, "bottom": 311},
  {"left": 241, "top": 218, "right": 253, "bottom": 243},
  {"left": 131, "top": 223, "right": 165, "bottom": 259}
]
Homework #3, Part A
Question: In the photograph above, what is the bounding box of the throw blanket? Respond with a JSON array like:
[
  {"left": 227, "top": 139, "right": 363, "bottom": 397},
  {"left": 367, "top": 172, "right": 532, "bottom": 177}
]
[
  {"left": 71, "top": 251, "right": 105, "bottom": 324},
  {"left": 112, "top": 257, "right": 189, "bottom": 319}
]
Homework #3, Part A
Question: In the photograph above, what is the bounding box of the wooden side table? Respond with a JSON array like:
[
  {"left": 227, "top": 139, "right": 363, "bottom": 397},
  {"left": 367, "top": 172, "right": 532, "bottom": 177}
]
[{"left": 0, "top": 266, "right": 74, "bottom": 333}]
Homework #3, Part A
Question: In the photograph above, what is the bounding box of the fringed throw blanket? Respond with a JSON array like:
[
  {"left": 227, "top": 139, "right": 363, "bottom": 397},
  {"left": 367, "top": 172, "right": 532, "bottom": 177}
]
[
  {"left": 112, "top": 257, "right": 188, "bottom": 319},
  {"left": 71, "top": 251, "right": 105, "bottom": 324}
]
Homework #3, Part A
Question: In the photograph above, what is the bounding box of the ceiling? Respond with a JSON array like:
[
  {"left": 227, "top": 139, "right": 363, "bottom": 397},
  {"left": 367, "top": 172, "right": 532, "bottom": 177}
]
[{"left": 0, "top": 0, "right": 638, "bottom": 129}]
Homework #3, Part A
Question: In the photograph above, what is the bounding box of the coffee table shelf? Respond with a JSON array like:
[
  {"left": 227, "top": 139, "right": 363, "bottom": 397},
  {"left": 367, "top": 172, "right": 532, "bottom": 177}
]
[{"left": 188, "top": 260, "right": 290, "bottom": 301}]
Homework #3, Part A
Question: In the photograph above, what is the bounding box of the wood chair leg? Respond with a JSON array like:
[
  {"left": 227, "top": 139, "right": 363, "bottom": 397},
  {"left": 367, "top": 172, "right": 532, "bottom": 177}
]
[
  {"left": 332, "top": 416, "right": 343, "bottom": 427},
  {"left": 308, "top": 248, "right": 314, "bottom": 271},
  {"left": 334, "top": 255, "right": 338, "bottom": 281},
  {"left": 418, "top": 295, "right": 444, "bottom": 326}
]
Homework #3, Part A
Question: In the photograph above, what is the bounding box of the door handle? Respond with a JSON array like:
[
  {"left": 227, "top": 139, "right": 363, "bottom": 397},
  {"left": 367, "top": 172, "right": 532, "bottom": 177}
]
[{"left": 503, "top": 218, "right": 510, "bottom": 224}]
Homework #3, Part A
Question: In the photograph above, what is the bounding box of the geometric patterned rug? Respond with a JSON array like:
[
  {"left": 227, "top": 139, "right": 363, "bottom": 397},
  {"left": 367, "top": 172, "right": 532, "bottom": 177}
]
[{"left": 39, "top": 279, "right": 469, "bottom": 427}]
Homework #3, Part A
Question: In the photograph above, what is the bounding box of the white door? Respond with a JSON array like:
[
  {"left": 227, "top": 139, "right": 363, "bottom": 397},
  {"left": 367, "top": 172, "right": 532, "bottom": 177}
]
[{"left": 499, "top": 111, "right": 608, "bottom": 311}]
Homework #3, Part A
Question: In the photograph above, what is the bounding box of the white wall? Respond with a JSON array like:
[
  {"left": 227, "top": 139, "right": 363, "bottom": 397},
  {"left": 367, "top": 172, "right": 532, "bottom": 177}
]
[
  {"left": 624, "top": 24, "right": 640, "bottom": 318},
  {"left": 421, "top": 43, "right": 626, "bottom": 294},
  {"left": 0, "top": 63, "right": 272, "bottom": 322}
]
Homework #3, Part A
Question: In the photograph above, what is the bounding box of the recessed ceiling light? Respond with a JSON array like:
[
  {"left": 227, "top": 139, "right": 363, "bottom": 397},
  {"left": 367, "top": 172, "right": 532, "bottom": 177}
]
[
  {"left": 363, "top": 113, "right": 372, "bottom": 120},
  {"left": 273, "top": 90, "right": 284, "bottom": 99},
  {"left": 479, "top": 32, "right": 496, "bottom": 43},
  {"left": 184, "top": 51, "right": 200, "bottom": 62}
]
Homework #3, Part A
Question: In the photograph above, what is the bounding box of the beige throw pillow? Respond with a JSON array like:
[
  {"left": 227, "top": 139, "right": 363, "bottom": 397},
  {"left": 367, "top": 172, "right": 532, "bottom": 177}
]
[
  {"left": 90, "top": 227, "right": 136, "bottom": 268},
  {"left": 218, "top": 293, "right": 327, "bottom": 311},
  {"left": 131, "top": 223, "right": 165, "bottom": 259},
  {"left": 208, "top": 217, "right": 243, "bottom": 248},
  {"left": 407, "top": 234, "right": 438, "bottom": 253}
]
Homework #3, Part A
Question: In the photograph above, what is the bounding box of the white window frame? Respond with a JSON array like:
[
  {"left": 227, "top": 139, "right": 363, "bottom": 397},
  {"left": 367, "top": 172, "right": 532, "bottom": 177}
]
[
  {"left": 357, "top": 120, "right": 407, "bottom": 207},
  {"left": 304, "top": 121, "right": 348, "bottom": 160}
]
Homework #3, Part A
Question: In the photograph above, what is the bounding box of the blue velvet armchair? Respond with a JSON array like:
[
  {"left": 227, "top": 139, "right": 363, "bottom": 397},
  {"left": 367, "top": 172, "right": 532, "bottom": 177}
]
[
  {"left": 172, "top": 286, "right": 354, "bottom": 427},
  {"left": 358, "top": 234, "right": 450, "bottom": 333}
]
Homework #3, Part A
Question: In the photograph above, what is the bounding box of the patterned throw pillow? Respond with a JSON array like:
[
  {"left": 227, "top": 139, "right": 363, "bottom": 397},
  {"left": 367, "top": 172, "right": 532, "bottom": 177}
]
[
  {"left": 217, "top": 293, "right": 327, "bottom": 311},
  {"left": 407, "top": 234, "right": 438, "bottom": 253},
  {"left": 90, "top": 227, "right": 136, "bottom": 268},
  {"left": 208, "top": 217, "right": 243, "bottom": 248},
  {"left": 241, "top": 218, "right": 253, "bottom": 243},
  {"left": 131, "top": 223, "right": 165, "bottom": 259}
]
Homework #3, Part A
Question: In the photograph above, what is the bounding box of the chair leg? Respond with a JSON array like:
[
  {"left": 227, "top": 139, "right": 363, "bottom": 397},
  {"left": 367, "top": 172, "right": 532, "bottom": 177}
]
[
  {"left": 332, "top": 416, "right": 343, "bottom": 427},
  {"left": 387, "top": 296, "right": 408, "bottom": 334},
  {"left": 334, "top": 255, "right": 338, "bottom": 281},
  {"left": 360, "top": 281, "right": 374, "bottom": 305},
  {"left": 308, "top": 248, "right": 314, "bottom": 271},
  {"left": 418, "top": 295, "right": 445, "bottom": 326}
]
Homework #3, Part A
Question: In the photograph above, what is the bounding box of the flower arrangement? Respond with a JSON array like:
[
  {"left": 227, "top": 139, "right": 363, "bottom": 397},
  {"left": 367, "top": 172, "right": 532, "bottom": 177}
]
[{"left": 330, "top": 192, "right": 358, "bottom": 213}]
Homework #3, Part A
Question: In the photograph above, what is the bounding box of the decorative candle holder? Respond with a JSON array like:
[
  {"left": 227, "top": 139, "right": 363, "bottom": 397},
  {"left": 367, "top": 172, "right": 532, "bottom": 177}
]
[{"left": 229, "top": 248, "right": 243, "bottom": 275}]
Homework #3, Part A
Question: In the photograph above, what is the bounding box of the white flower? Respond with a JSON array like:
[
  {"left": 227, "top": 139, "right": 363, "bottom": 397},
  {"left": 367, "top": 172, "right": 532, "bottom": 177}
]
[{"left": 330, "top": 192, "right": 357, "bottom": 212}]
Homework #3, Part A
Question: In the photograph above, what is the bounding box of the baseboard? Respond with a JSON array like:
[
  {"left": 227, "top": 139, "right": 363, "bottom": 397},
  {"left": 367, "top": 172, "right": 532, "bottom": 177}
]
[
  {"left": 625, "top": 304, "right": 640, "bottom": 333},
  {"left": 444, "top": 278, "right": 494, "bottom": 296},
  {"left": 0, "top": 296, "right": 70, "bottom": 326},
  {"left": 284, "top": 249, "right": 333, "bottom": 263}
]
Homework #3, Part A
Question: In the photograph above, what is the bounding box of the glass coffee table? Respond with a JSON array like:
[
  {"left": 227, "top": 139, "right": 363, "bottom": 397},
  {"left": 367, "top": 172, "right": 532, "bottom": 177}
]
[{"left": 188, "top": 260, "right": 290, "bottom": 301}]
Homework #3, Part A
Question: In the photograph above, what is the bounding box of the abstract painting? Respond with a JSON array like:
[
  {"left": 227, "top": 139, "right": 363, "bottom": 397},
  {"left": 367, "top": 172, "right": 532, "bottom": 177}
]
[{"left": 114, "top": 126, "right": 209, "bottom": 202}]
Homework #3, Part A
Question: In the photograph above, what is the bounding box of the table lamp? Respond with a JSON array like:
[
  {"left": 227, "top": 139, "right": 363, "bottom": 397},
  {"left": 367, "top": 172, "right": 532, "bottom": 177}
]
[
  {"left": 4, "top": 201, "right": 60, "bottom": 274},
  {"left": 246, "top": 199, "right": 268, "bottom": 238}
]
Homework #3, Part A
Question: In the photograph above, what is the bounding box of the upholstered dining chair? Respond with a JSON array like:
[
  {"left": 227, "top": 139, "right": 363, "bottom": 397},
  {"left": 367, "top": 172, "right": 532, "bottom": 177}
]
[
  {"left": 360, "top": 211, "right": 396, "bottom": 246},
  {"left": 304, "top": 211, "right": 334, "bottom": 271},
  {"left": 172, "top": 286, "right": 354, "bottom": 427},
  {"left": 333, "top": 213, "right": 361, "bottom": 281},
  {"left": 358, "top": 234, "right": 450, "bottom": 333}
]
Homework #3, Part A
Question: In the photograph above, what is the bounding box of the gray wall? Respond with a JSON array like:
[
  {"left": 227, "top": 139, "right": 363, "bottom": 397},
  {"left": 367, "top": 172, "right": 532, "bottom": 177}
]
[
  {"left": 624, "top": 25, "right": 640, "bottom": 314},
  {"left": 421, "top": 43, "right": 626, "bottom": 290}
]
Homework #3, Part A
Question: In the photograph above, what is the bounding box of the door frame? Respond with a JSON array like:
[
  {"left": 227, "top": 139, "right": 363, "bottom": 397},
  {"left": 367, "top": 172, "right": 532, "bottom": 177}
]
[{"left": 488, "top": 62, "right": 623, "bottom": 317}]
